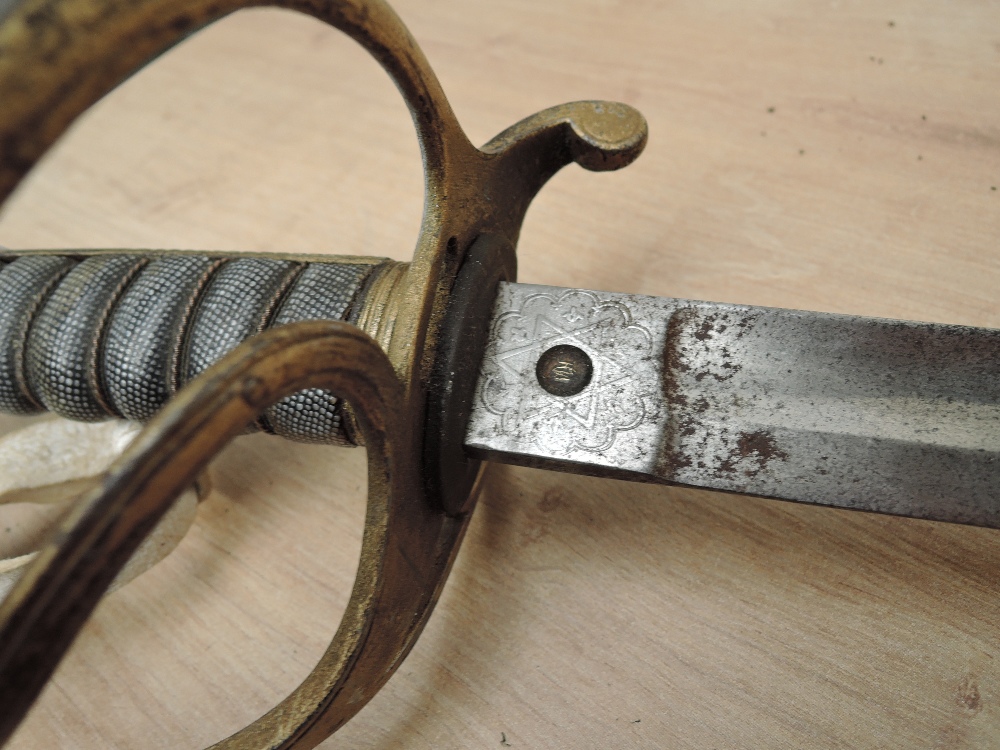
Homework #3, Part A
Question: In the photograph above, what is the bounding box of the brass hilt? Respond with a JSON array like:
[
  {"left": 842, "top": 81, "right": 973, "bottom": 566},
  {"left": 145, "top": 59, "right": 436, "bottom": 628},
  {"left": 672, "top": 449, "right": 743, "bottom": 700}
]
[{"left": 0, "top": 0, "right": 648, "bottom": 747}]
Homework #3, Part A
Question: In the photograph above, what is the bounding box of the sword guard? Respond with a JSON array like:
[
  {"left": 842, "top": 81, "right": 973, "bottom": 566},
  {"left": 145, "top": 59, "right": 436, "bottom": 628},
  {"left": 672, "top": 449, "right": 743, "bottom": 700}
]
[{"left": 0, "top": 0, "right": 648, "bottom": 746}]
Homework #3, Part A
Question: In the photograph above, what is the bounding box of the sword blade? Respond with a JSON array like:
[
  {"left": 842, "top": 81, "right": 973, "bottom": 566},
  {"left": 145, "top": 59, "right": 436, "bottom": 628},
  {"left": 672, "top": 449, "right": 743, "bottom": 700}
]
[{"left": 465, "top": 282, "right": 1000, "bottom": 527}]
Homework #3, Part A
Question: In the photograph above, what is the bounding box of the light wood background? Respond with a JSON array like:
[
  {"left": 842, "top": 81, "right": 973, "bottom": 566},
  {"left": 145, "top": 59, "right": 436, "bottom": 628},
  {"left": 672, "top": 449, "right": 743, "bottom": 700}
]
[{"left": 1, "top": 1, "right": 999, "bottom": 747}]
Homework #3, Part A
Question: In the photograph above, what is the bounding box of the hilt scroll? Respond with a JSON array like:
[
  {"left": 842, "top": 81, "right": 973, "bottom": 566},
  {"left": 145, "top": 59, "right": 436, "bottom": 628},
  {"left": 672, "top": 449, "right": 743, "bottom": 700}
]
[{"left": 0, "top": 251, "right": 392, "bottom": 444}]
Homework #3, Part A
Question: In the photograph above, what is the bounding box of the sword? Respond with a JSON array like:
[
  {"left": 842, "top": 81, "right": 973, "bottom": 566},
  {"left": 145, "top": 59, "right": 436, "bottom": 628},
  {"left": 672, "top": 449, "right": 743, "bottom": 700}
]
[{"left": 0, "top": 0, "right": 997, "bottom": 747}]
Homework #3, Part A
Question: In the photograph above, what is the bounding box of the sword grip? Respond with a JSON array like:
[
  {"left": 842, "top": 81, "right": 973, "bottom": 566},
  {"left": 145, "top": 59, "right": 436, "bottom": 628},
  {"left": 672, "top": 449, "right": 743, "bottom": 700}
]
[{"left": 0, "top": 252, "right": 388, "bottom": 445}]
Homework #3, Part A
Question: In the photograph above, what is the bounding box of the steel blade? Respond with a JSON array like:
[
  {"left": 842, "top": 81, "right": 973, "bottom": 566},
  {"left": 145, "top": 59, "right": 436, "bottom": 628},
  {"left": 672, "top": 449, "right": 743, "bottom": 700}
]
[{"left": 465, "top": 282, "right": 1000, "bottom": 527}]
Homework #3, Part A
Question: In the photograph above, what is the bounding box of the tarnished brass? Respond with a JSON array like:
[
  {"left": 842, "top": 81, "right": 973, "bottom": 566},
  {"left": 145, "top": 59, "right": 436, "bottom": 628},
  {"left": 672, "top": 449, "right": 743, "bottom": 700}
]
[{"left": 0, "top": 0, "right": 648, "bottom": 746}]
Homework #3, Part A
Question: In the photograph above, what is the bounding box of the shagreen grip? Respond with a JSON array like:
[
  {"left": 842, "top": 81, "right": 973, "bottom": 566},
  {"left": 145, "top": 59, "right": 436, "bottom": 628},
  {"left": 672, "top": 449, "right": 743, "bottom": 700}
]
[{"left": 0, "top": 252, "right": 386, "bottom": 444}]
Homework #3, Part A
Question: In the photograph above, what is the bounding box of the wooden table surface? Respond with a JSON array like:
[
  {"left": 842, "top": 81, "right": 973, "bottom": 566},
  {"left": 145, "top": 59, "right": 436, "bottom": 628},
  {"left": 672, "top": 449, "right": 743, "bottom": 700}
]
[{"left": 1, "top": 1, "right": 999, "bottom": 747}]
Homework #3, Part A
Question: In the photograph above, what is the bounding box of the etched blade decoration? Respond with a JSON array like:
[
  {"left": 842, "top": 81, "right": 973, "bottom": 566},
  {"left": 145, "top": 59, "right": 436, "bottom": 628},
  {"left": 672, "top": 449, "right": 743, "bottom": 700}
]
[
  {"left": 477, "top": 289, "right": 660, "bottom": 455},
  {"left": 465, "top": 282, "right": 1000, "bottom": 528}
]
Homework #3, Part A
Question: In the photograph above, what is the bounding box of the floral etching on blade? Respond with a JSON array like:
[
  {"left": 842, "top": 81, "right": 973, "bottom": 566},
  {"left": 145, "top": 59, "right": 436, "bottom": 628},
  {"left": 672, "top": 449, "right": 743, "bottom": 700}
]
[{"left": 480, "top": 290, "right": 657, "bottom": 454}]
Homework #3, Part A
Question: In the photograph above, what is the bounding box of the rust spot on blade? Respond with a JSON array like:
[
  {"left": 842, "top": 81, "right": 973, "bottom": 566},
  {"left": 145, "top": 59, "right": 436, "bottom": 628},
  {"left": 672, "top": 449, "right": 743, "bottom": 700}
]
[
  {"left": 658, "top": 307, "right": 784, "bottom": 482},
  {"left": 657, "top": 308, "right": 696, "bottom": 474},
  {"left": 718, "top": 429, "right": 789, "bottom": 478},
  {"left": 737, "top": 430, "right": 788, "bottom": 463},
  {"left": 693, "top": 317, "right": 715, "bottom": 341}
]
